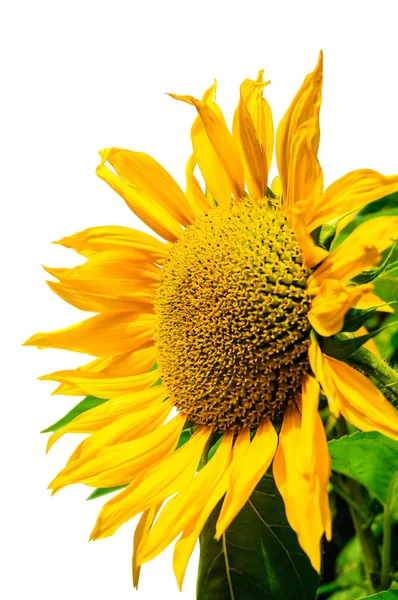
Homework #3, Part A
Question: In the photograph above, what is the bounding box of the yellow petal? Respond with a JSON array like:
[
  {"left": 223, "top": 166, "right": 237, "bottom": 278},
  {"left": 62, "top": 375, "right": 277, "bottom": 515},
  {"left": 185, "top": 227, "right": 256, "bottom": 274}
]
[
  {"left": 66, "top": 400, "right": 173, "bottom": 463},
  {"left": 308, "top": 280, "right": 374, "bottom": 336},
  {"left": 215, "top": 418, "right": 277, "bottom": 537},
  {"left": 89, "top": 424, "right": 211, "bottom": 540},
  {"left": 55, "top": 225, "right": 170, "bottom": 263},
  {"left": 137, "top": 431, "right": 234, "bottom": 566},
  {"left": 320, "top": 355, "right": 398, "bottom": 440},
  {"left": 233, "top": 75, "right": 270, "bottom": 198},
  {"left": 270, "top": 175, "right": 282, "bottom": 198},
  {"left": 355, "top": 290, "right": 394, "bottom": 313},
  {"left": 40, "top": 366, "right": 159, "bottom": 398},
  {"left": 185, "top": 153, "right": 212, "bottom": 215},
  {"left": 49, "top": 385, "right": 168, "bottom": 441},
  {"left": 96, "top": 152, "right": 184, "bottom": 243},
  {"left": 299, "top": 374, "right": 320, "bottom": 476},
  {"left": 46, "top": 280, "right": 156, "bottom": 314},
  {"left": 241, "top": 70, "right": 274, "bottom": 175},
  {"left": 273, "top": 404, "right": 331, "bottom": 573},
  {"left": 310, "top": 169, "right": 398, "bottom": 232},
  {"left": 308, "top": 338, "right": 340, "bottom": 418},
  {"left": 355, "top": 325, "right": 380, "bottom": 356},
  {"left": 133, "top": 504, "right": 162, "bottom": 589},
  {"left": 290, "top": 204, "right": 329, "bottom": 268},
  {"left": 276, "top": 51, "right": 323, "bottom": 211},
  {"left": 50, "top": 413, "right": 187, "bottom": 492},
  {"left": 24, "top": 312, "right": 155, "bottom": 357},
  {"left": 307, "top": 216, "right": 398, "bottom": 294},
  {"left": 172, "top": 428, "right": 250, "bottom": 590},
  {"left": 169, "top": 91, "right": 244, "bottom": 201}
]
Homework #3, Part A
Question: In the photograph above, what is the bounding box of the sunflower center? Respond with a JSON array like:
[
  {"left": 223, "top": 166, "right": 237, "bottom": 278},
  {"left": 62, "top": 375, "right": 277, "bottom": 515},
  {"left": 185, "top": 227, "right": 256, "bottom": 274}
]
[{"left": 155, "top": 199, "right": 312, "bottom": 432}]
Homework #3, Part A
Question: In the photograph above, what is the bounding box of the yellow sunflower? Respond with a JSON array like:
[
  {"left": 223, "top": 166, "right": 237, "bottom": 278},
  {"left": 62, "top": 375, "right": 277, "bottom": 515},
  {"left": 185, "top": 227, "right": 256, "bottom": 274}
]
[{"left": 25, "top": 51, "right": 398, "bottom": 588}]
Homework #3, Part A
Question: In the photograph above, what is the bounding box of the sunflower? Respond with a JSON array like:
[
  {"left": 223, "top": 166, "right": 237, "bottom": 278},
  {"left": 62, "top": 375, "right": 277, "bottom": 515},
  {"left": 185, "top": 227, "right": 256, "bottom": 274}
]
[{"left": 25, "top": 51, "right": 398, "bottom": 589}]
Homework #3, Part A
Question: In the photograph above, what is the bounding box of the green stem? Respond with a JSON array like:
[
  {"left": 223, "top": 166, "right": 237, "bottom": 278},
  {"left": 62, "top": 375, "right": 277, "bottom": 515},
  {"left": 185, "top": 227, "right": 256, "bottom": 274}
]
[
  {"left": 331, "top": 475, "right": 370, "bottom": 522},
  {"left": 336, "top": 418, "right": 381, "bottom": 593},
  {"left": 380, "top": 471, "right": 398, "bottom": 590}
]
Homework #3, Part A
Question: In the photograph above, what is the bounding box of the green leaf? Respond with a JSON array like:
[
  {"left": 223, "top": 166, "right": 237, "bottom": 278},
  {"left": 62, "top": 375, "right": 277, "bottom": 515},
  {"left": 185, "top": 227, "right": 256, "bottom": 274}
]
[
  {"left": 328, "top": 432, "right": 398, "bottom": 505},
  {"left": 41, "top": 395, "right": 108, "bottom": 433},
  {"left": 353, "top": 245, "right": 398, "bottom": 285},
  {"left": 357, "top": 592, "right": 398, "bottom": 599},
  {"left": 197, "top": 474, "right": 319, "bottom": 600},
  {"left": 319, "top": 322, "right": 398, "bottom": 359},
  {"left": 86, "top": 485, "right": 127, "bottom": 500}
]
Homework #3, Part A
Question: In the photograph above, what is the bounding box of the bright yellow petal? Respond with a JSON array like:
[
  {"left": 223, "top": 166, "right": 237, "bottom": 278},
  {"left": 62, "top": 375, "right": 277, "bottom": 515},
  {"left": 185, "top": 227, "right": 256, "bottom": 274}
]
[
  {"left": 215, "top": 418, "right": 277, "bottom": 537},
  {"left": 24, "top": 312, "right": 155, "bottom": 357},
  {"left": 50, "top": 413, "right": 187, "bottom": 492},
  {"left": 299, "top": 374, "right": 320, "bottom": 476},
  {"left": 137, "top": 431, "right": 234, "bottom": 566},
  {"left": 273, "top": 404, "right": 330, "bottom": 573},
  {"left": 96, "top": 152, "right": 185, "bottom": 243},
  {"left": 40, "top": 367, "right": 159, "bottom": 398},
  {"left": 308, "top": 338, "right": 340, "bottom": 418},
  {"left": 355, "top": 290, "right": 394, "bottom": 313},
  {"left": 233, "top": 98, "right": 266, "bottom": 198},
  {"left": 46, "top": 385, "right": 168, "bottom": 452},
  {"left": 309, "top": 169, "right": 398, "bottom": 232},
  {"left": 133, "top": 503, "right": 162, "bottom": 589},
  {"left": 290, "top": 205, "right": 329, "bottom": 268},
  {"left": 185, "top": 153, "right": 211, "bottom": 215},
  {"left": 276, "top": 51, "right": 323, "bottom": 212},
  {"left": 270, "top": 175, "right": 282, "bottom": 197},
  {"left": 307, "top": 216, "right": 398, "bottom": 294},
  {"left": 46, "top": 280, "right": 156, "bottom": 314},
  {"left": 169, "top": 92, "right": 244, "bottom": 201},
  {"left": 89, "top": 424, "right": 211, "bottom": 540},
  {"left": 308, "top": 280, "right": 374, "bottom": 336},
  {"left": 241, "top": 70, "right": 274, "bottom": 174},
  {"left": 172, "top": 428, "right": 250, "bottom": 590},
  {"left": 323, "top": 356, "right": 398, "bottom": 440},
  {"left": 55, "top": 225, "right": 170, "bottom": 263}
]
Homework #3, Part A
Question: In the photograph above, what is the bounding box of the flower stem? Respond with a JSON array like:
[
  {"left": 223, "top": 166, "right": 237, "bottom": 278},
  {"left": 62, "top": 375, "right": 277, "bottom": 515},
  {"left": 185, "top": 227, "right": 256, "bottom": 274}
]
[
  {"left": 380, "top": 471, "right": 398, "bottom": 591},
  {"left": 336, "top": 417, "right": 381, "bottom": 593},
  {"left": 347, "top": 345, "right": 398, "bottom": 404}
]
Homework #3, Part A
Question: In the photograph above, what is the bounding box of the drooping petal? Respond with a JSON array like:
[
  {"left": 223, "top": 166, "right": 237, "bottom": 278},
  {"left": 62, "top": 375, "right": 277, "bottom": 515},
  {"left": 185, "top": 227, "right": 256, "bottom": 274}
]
[
  {"left": 24, "top": 312, "right": 155, "bottom": 357},
  {"left": 215, "top": 418, "right": 277, "bottom": 537},
  {"left": 299, "top": 374, "right": 320, "bottom": 475},
  {"left": 96, "top": 150, "right": 186, "bottom": 243},
  {"left": 290, "top": 204, "right": 329, "bottom": 268},
  {"left": 133, "top": 503, "right": 162, "bottom": 589},
  {"left": 89, "top": 425, "right": 212, "bottom": 540},
  {"left": 55, "top": 225, "right": 170, "bottom": 262},
  {"left": 273, "top": 403, "right": 331, "bottom": 573},
  {"left": 169, "top": 91, "right": 244, "bottom": 201},
  {"left": 172, "top": 428, "right": 250, "bottom": 590},
  {"left": 136, "top": 431, "right": 234, "bottom": 566},
  {"left": 50, "top": 413, "right": 187, "bottom": 493},
  {"left": 309, "top": 169, "right": 398, "bottom": 232},
  {"left": 39, "top": 367, "right": 159, "bottom": 398},
  {"left": 185, "top": 153, "right": 212, "bottom": 215},
  {"left": 308, "top": 280, "right": 374, "bottom": 336},
  {"left": 276, "top": 52, "right": 323, "bottom": 212},
  {"left": 307, "top": 216, "right": 398, "bottom": 294}
]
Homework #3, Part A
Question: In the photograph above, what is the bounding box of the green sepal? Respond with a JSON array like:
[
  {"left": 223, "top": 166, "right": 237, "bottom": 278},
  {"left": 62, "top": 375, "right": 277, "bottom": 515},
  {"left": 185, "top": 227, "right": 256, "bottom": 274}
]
[
  {"left": 341, "top": 306, "right": 382, "bottom": 333},
  {"left": 319, "top": 322, "right": 398, "bottom": 360},
  {"left": 329, "top": 432, "right": 398, "bottom": 506},
  {"left": 41, "top": 395, "right": 108, "bottom": 433},
  {"left": 86, "top": 485, "right": 127, "bottom": 500},
  {"left": 311, "top": 213, "right": 348, "bottom": 251},
  {"left": 197, "top": 474, "right": 319, "bottom": 600},
  {"left": 148, "top": 361, "right": 158, "bottom": 372},
  {"left": 353, "top": 244, "right": 398, "bottom": 285},
  {"left": 266, "top": 185, "right": 277, "bottom": 199}
]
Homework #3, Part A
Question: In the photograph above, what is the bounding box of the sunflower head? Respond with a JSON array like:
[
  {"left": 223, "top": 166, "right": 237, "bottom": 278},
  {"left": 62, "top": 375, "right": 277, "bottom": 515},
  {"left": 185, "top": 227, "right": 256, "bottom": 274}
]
[{"left": 156, "top": 197, "right": 311, "bottom": 431}]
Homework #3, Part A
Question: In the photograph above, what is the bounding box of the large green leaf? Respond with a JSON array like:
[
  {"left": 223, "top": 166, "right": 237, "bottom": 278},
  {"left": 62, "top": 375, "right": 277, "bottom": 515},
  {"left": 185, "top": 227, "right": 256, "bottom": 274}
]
[
  {"left": 328, "top": 432, "right": 398, "bottom": 506},
  {"left": 41, "top": 395, "right": 108, "bottom": 433},
  {"left": 319, "top": 321, "right": 398, "bottom": 360},
  {"left": 197, "top": 474, "right": 319, "bottom": 600}
]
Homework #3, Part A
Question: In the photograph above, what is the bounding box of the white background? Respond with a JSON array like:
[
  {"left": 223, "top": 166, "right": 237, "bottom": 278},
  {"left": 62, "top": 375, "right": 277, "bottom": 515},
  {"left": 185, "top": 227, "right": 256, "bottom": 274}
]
[{"left": 2, "top": 1, "right": 398, "bottom": 598}]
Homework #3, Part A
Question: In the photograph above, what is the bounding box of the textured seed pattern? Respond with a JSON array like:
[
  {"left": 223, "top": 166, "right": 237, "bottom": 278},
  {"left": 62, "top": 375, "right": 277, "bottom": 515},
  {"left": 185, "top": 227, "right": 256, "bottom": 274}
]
[{"left": 155, "top": 199, "right": 312, "bottom": 432}]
